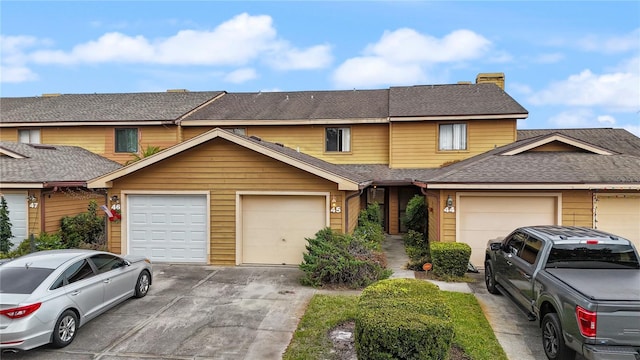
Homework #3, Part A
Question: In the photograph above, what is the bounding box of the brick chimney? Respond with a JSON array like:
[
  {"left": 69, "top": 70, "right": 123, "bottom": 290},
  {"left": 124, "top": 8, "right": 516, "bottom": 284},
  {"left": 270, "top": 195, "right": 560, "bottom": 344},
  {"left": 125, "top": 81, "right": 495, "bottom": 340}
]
[{"left": 476, "top": 73, "right": 505, "bottom": 89}]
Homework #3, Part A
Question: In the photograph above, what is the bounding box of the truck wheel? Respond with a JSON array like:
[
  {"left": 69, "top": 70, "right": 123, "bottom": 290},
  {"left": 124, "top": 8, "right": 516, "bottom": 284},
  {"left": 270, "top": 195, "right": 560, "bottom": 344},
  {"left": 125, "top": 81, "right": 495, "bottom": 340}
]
[
  {"left": 484, "top": 262, "right": 500, "bottom": 294},
  {"left": 542, "top": 313, "right": 576, "bottom": 360}
]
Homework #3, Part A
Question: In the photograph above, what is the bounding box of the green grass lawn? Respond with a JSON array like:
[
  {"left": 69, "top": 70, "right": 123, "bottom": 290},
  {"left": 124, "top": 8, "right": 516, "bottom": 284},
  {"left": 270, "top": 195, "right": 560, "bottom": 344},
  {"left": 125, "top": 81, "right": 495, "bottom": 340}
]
[{"left": 283, "top": 291, "right": 507, "bottom": 360}]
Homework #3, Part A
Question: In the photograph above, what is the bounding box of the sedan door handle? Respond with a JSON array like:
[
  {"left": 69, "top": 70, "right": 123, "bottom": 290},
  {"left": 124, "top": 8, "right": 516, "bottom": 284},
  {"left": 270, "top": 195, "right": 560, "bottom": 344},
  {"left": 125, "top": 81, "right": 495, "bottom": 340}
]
[
  {"left": 71, "top": 290, "right": 80, "bottom": 296},
  {"left": 103, "top": 279, "right": 111, "bottom": 284}
]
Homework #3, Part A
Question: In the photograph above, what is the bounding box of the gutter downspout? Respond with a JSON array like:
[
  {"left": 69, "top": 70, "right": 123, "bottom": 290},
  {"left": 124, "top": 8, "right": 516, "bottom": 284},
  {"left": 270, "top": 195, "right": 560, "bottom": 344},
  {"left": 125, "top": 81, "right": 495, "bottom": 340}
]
[
  {"left": 344, "top": 188, "right": 365, "bottom": 232},
  {"left": 414, "top": 182, "right": 440, "bottom": 241}
]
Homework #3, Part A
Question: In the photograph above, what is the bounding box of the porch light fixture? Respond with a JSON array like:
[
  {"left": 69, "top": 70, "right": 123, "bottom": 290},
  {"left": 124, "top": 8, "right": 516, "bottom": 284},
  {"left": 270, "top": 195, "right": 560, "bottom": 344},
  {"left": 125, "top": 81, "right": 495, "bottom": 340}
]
[
  {"left": 27, "top": 194, "right": 37, "bottom": 203},
  {"left": 444, "top": 195, "right": 455, "bottom": 213},
  {"left": 110, "top": 195, "right": 119, "bottom": 203}
]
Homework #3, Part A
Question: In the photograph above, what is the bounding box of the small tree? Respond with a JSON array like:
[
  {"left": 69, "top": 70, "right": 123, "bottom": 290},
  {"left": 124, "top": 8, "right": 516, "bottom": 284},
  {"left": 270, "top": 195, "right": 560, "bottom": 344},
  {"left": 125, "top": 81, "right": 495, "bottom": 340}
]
[
  {"left": 0, "top": 196, "right": 14, "bottom": 253},
  {"left": 402, "top": 195, "right": 430, "bottom": 269},
  {"left": 125, "top": 144, "right": 163, "bottom": 165}
]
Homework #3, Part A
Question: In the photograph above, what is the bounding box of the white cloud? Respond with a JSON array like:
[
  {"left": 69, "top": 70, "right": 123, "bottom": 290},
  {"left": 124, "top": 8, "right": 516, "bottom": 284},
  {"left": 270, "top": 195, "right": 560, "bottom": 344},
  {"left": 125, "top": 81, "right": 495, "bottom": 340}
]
[
  {"left": 528, "top": 61, "right": 640, "bottom": 112},
  {"left": 548, "top": 109, "right": 595, "bottom": 128},
  {"left": 624, "top": 124, "right": 640, "bottom": 137},
  {"left": 20, "top": 13, "right": 331, "bottom": 71},
  {"left": 224, "top": 68, "right": 257, "bottom": 84},
  {"left": 267, "top": 44, "right": 333, "bottom": 70},
  {"left": 332, "top": 28, "right": 491, "bottom": 89},
  {"left": 333, "top": 57, "right": 426, "bottom": 88},
  {"left": 0, "top": 65, "right": 38, "bottom": 83},
  {"left": 597, "top": 115, "right": 616, "bottom": 125},
  {"left": 1, "top": 35, "right": 44, "bottom": 83},
  {"left": 578, "top": 28, "right": 640, "bottom": 54}
]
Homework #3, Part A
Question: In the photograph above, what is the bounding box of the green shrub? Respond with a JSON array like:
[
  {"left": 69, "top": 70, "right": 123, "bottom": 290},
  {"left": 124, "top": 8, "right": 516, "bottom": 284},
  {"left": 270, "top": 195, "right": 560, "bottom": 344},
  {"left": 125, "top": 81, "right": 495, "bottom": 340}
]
[
  {"left": 2, "top": 232, "right": 65, "bottom": 258},
  {"left": 403, "top": 230, "right": 429, "bottom": 270},
  {"left": 431, "top": 242, "right": 472, "bottom": 278},
  {"left": 359, "top": 202, "right": 383, "bottom": 225},
  {"left": 299, "top": 227, "right": 391, "bottom": 288},
  {"left": 353, "top": 220, "right": 385, "bottom": 251},
  {"left": 356, "top": 279, "right": 454, "bottom": 360},
  {"left": 402, "top": 195, "right": 427, "bottom": 234},
  {"left": 60, "top": 200, "right": 105, "bottom": 248}
]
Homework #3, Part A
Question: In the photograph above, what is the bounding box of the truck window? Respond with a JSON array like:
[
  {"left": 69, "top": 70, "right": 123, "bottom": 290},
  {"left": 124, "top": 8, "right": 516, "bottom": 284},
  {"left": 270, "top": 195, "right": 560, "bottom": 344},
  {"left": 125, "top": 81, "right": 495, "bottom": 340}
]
[
  {"left": 505, "top": 232, "right": 527, "bottom": 257},
  {"left": 547, "top": 243, "right": 640, "bottom": 269},
  {"left": 520, "top": 236, "right": 543, "bottom": 264}
]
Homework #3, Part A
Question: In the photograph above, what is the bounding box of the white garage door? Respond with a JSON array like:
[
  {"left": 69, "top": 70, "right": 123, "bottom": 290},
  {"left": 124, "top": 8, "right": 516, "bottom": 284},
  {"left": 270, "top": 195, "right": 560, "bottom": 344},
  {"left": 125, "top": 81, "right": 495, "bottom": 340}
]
[
  {"left": 459, "top": 195, "right": 558, "bottom": 267},
  {"left": 2, "top": 193, "right": 27, "bottom": 248},
  {"left": 596, "top": 195, "right": 640, "bottom": 250},
  {"left": 242, "top": 195, "right": 326, "bottom": 265},
  {"left": 128, "top": 194, "right": 208, "bottom": 263}
]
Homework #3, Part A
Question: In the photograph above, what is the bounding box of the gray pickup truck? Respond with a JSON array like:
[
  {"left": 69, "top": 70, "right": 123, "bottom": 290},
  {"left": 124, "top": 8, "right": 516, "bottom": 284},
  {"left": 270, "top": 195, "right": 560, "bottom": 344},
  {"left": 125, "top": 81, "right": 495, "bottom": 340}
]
[{"left": 484, "top": 225, "right": 640, "bottom": 360}]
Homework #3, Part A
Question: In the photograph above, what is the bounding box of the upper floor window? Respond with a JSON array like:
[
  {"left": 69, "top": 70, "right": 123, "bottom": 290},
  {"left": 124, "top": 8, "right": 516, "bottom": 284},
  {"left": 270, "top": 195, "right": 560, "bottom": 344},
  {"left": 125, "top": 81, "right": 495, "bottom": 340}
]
[
  {"left": 439, "top": 123, "right": 467, "bottom": 151},
  {"left": 115, "top": 128, "right": 138, "bottom": 153},
  {"left": 326, "top": 127, "right": 351, "bottom": 152},
  {"left": 18, "top": 129, "right": 41, "bottom": 144}
]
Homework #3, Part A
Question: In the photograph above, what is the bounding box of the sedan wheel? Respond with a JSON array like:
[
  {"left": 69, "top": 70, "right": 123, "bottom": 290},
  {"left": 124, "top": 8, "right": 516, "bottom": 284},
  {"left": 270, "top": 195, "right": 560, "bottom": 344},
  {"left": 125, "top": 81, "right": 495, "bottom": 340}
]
[
  {"left": 134, "top": 270, "right": 150, "bottom": 298},
  {"left": 52, "top": 310, "right": 78, "bottom": 348}
]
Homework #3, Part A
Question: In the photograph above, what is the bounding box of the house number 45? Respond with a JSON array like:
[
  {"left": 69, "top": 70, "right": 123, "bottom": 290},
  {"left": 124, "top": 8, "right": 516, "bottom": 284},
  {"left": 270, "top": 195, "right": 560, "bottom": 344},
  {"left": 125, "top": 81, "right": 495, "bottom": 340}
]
[{"left": 330, "top": 206, "right": 341, "bottom": 213}]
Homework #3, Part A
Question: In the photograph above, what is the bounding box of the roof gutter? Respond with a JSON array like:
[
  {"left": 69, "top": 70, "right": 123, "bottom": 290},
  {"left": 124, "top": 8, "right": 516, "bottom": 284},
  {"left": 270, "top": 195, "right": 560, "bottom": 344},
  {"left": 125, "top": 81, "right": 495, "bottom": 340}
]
[
  {"left": 422, "top": 183, "right": 640, "bottom": 190},
  {"left": 43, "top": 181, "right": 87, "bottom": 188}
]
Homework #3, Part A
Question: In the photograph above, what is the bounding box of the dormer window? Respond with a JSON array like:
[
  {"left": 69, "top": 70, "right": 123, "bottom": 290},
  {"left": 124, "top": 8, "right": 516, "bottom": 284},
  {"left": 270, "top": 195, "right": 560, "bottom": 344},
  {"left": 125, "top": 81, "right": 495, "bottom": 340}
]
[
  {"left": 439, "top": 123, "right": 467, "bottom": 151},
  {"left": 115, "top": 128, "right": 139, "bottom": 153},
  {"left": 326, "top": 127, "right": 351, "bottom": 152}
]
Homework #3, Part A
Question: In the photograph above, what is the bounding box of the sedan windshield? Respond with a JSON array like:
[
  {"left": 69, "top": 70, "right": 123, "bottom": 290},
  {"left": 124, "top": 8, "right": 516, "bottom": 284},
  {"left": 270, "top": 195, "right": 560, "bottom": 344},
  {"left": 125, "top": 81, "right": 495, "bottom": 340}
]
[
  {"left": 546, "top": 244, "right": 640, "bottom": 269},
  {"left": 0, "top": 267, "right": 54, "bottom": 294}
]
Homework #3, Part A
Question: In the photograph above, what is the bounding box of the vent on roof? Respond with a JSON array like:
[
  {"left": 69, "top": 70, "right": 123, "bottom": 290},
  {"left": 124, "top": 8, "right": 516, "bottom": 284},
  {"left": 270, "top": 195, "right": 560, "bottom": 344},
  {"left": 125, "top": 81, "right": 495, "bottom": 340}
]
[
  {"left": 166, "top": 89, "right": 189, "bottom": 92},
  {"left": 250, "top": 135, "right": 262, "bottom": 141},
  {"left": 457, "top": 81, "right": 472, "bottom": 85},
  {"left": 28, "top": 144, "right": 56, "bottom": 150},
  {"left": 275, "top": 142, "right": 284, "bottom": 147},
  {"left": 42, "top": 93, "right": 61, "bottom": 97}
]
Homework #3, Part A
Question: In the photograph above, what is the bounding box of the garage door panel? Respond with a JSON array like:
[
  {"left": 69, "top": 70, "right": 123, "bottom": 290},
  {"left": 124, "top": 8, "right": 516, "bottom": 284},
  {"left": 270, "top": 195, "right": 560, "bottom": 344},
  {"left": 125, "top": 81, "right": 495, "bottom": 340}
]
[
  {"left": 460, "top": 196, "right": 557, "bottom": 268},
  {"left": 597, "top": 196, "right": 640, "bottom": 250},
  {"left": 242, "top": 195, "right": 325, "bottom": 265},
  {"left": 128, "top": 194, "right": 208, "bottom": 263},
  {"left": 3, "top": 193, "right": 27, "bottom": 247}
]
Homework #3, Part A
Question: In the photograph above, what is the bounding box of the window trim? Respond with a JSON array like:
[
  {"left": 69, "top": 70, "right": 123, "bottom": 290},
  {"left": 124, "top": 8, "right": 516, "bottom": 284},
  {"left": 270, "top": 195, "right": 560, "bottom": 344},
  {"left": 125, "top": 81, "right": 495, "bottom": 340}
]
[
  {"left": 438, "top": 122, "right": 468, "bottom": 151},
  {"left": 324, "top": 127, "right": 352, "bottom": 153},
  {"left": 114, "top": 128, "right": 139, "bottom": 153}
]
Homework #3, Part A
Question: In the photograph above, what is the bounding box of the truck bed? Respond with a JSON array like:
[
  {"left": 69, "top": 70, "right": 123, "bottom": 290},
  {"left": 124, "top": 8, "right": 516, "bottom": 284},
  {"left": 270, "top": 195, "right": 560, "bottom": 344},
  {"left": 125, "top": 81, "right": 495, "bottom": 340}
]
[{"left": 544, "top": 268, "right": 640, "bottom": 301}]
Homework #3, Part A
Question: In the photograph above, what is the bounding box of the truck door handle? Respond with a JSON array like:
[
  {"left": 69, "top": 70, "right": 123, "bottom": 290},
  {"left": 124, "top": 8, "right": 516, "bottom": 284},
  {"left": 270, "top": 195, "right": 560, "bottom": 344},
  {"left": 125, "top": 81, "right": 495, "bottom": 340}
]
[
  {"left": 506, "top": 260, "right": 512, "bottom": 266},
  {"left": 523, "top": 273, "right": 532, "bottom": 280}
]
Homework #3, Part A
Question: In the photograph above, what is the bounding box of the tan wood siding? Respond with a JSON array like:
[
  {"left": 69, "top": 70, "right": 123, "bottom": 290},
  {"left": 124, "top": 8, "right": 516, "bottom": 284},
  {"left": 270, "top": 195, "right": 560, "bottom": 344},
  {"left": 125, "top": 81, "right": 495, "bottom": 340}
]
[
  {"left": 106, "top": 139, "right": 344, "bottom": 265},
  {"left": 390, "top": 120, "right": 516, "bottom": 168},
  {"left": 42, "top": 192, "right": 106, "bottom": 233},
  {"left": 40, "top": 126, "right": 179, "bottom": 164},
  {"left": 28, "top": 190, "right": 42, "bottom": 236},
  {"left": 426, "top": 191, "right": 439, "bottom": 242},
  {"left": 0, "top": 129, "right": 18, "bottom": 142},
  {"left": 440, "top": 191, "right": 456, "bottom": 243},
  {"left": 531, "top": 142, "right": 583, "bottom": 152},
  {"left": 388, "top": 187, "right": 399, "bottom": 234},
  {"left": 561, "top": 190, "right": 592, "bottom": 227},
  {"left": 346, "top": 192, "right": 361, "bottom": 233},
  {"left": 182, "top": 124, "right": 389, "bottom": 164}
]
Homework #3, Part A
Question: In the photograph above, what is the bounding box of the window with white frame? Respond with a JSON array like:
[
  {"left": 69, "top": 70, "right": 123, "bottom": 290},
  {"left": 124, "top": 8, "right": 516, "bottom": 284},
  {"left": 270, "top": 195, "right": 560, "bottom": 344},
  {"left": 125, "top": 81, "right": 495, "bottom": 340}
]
[
  {"left": 325, "top": 127, "right": 351, "bottom": 152},
  {"left": 439, "top": 123, "right": 467, "bottom": 150},
  {"left": 18, "top": 129, "right": 41, "bottom": 144},
  {"left": 115, "top": 128, "right": 139, "bottom": 153}
]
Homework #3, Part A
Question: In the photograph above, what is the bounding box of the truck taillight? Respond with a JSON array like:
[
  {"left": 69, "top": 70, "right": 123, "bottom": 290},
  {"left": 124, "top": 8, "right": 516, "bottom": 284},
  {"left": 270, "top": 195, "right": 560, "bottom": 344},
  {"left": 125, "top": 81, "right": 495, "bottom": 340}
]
[{"left": 576, "top": 306, "right": 597, "bottom": 338}]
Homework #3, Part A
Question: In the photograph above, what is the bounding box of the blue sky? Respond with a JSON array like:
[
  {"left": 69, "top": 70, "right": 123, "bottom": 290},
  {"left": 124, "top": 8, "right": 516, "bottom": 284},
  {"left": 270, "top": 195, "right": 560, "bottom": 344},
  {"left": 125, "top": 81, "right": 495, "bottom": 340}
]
[{"left": 2, "top": 1, "right": 639, "bottom": 135}]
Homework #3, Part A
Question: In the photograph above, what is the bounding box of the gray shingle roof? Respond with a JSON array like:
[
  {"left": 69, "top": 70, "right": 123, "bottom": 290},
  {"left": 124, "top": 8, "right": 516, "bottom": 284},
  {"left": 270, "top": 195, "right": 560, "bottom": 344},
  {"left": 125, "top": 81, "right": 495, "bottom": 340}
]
[
  {"left": 389, "top": 83, "right": 528, "bottom": 117},
  {"left": 182, "top": 90, "right": 390, "bottom": 121},
  {"left": 518, "top": 128, "right": 640, "bottom": 156},
  {"left": 0, "top": 142, "right": 122, "bottom": 183},
  {"left": 424, "top": 128, "right": 640, "bottom": 184},
  {"left": 0, "top": 92, "right": 222, "bottom": 123}
]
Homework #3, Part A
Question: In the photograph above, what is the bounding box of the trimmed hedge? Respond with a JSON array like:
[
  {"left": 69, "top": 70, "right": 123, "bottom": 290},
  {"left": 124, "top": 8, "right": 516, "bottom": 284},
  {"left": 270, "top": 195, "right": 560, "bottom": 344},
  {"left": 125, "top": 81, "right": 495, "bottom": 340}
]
[
  {"left": 431, "top": 242, "right": 471, "bottom": 278},
  {"left": 355, "top": 278, "right": 454, "bottom": 360}
]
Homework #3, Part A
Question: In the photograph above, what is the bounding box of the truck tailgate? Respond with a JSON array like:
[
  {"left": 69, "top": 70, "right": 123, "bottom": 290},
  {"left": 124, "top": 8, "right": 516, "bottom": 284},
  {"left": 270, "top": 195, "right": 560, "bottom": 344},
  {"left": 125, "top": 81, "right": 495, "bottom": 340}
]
[
  {"left": 546, "top": 268, "right": 640, "bottom": 346},
  {"left": 545, "top": 269, "right": 640, "bottom": 301}
]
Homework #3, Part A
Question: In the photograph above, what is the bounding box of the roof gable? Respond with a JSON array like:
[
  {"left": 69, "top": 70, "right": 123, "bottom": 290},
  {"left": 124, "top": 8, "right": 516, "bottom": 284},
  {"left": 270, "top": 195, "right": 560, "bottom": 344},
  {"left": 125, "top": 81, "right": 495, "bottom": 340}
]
[
  {"left": 501, "top": 133, "right": 615, "bottom": 156},
  {"left": 87, "top": 128, "right": 363, "bottom": 190}
]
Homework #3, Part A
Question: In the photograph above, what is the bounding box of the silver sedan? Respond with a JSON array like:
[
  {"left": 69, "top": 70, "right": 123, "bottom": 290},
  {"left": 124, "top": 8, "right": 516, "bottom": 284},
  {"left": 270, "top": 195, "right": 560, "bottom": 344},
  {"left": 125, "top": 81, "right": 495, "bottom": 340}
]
[{"left": 0, "top": 249, "right": 152, "bottom": 351}]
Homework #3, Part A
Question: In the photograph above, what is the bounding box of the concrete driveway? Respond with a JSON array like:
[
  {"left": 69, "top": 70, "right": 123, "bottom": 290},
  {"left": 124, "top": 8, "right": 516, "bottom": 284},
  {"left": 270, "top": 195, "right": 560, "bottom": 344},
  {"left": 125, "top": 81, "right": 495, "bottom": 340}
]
[{"left": 3, "top": 264, "right": 315, "bottom": 360}]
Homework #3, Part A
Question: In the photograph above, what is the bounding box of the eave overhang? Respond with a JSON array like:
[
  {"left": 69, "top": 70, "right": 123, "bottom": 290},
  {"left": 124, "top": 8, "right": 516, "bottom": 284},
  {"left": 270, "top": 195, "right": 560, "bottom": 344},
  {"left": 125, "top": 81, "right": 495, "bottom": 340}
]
[
  {"left": 0, "top": 121, "right": 176, "bottom": 127},
  {"left": 178, "top": 118, "right": 389, "bottom": 126},
  {"left": 421, "top": 183, "right": 640, "bottom": 190},
  {"left": 389, "top": 113, "right": 528, "bottom": 122}
]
